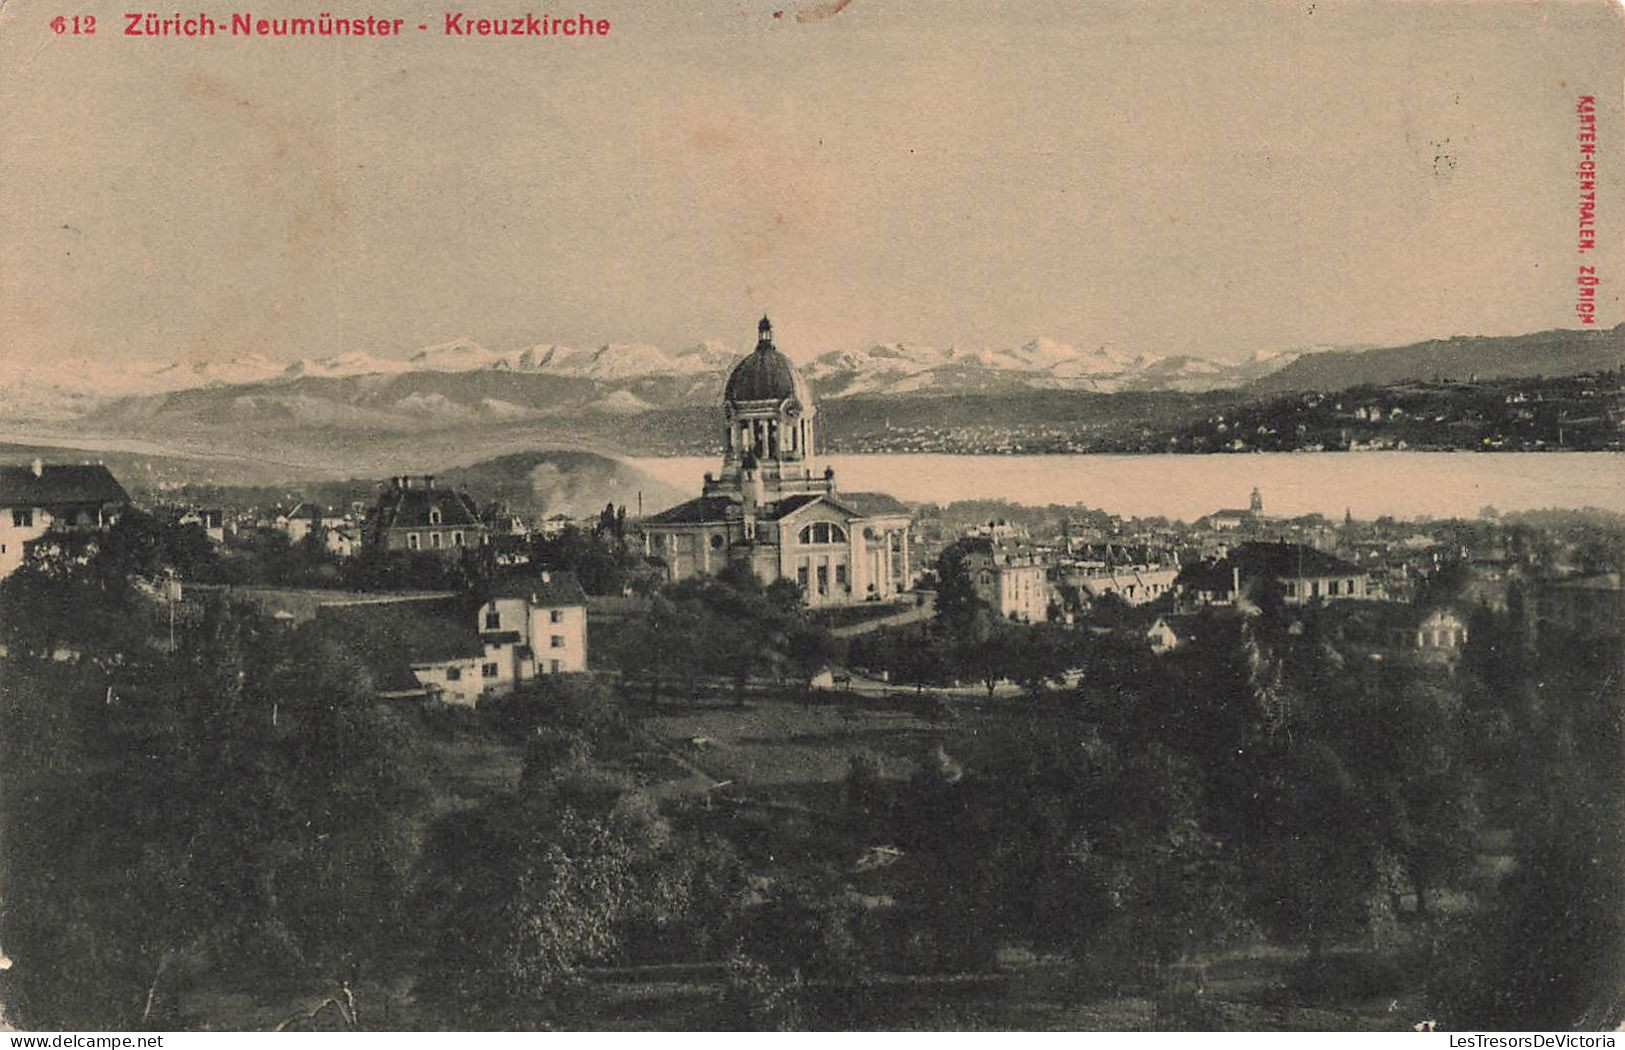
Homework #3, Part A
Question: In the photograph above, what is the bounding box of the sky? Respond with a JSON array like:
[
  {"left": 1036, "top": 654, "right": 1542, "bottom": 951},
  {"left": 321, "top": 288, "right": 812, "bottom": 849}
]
[{"left": 1, "top": 0, "right": 1621, "bottom": 367}]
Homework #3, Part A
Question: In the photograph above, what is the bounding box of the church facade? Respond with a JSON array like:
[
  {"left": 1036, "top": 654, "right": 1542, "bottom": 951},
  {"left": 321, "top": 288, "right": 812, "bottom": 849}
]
[{"left": 641, "top": 317, "right": 913, "bottom": 606}]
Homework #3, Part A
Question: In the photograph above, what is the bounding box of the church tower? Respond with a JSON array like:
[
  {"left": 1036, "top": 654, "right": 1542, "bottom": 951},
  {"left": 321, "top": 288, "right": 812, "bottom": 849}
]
[
  {"left": 643, "top": 314, "right": 912, "bottom": 605},
  {"left": 705, "top": 316, "right": 833, "bottom": 502}
]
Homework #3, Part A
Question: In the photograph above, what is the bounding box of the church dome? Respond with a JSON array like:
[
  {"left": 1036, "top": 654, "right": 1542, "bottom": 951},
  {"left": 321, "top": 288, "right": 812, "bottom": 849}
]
[{"left": 724, "top": 316, "right": 812, "bottom": 405}]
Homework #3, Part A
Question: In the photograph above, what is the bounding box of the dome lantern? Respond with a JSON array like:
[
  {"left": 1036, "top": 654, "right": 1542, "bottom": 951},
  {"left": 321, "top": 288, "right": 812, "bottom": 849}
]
[{"left": 719, "top": 314, "right": 818, "bottom": 477}]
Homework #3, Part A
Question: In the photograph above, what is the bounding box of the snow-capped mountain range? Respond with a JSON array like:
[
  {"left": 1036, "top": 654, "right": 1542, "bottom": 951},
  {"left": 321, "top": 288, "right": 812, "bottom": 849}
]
[{"left": 0, "top": 335, "right": 1307, "bottom": 423}]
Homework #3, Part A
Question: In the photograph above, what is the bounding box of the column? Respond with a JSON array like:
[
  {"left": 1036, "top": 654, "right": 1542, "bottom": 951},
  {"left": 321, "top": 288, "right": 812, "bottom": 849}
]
[
  {"left": 899, "top": 527, "right": 910, "bottom": 591},
  {"left": 883, "top": 530, "right": 895, "bottom": 595}
]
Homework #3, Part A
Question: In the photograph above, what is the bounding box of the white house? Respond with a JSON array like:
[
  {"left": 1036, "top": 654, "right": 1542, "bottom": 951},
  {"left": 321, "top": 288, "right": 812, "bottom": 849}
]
[
  {"left": 475, "top": 571, "right": 591, "bottom": 690},
  {"left": 283, "top": 502, "right": 357, "bottom": 556},
  {"left": 0, "top": 461, "right": 130, "bottom": 579},
  {"left": 319, "top": 571, "right": 591, "bottom": 706}
]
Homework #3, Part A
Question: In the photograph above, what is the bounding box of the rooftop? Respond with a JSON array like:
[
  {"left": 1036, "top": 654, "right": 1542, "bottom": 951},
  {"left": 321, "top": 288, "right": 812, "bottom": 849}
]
[
  {"left": 1230, "top": 541, "right": 1362, "bottom": 579},
  {"left": 723, "top": 317, "right": 812, "bottom": 405},
  {"left": 372, "top": 484, "right": 484, "bottom": 531},
  {"left": 642, "top": 495, "right": 737, "bottom": 526},
  {"left": 836, "top": 491, "right": 913, "bottom": 518},
  {"left": 316, "top": 598, "right": 481, "bottom": 692},
  {"left": 0, "top": 463, "right": 129, "bottom": 507},
  {"left": 486, "top": 570, "right": 589, "bottom": 606}
]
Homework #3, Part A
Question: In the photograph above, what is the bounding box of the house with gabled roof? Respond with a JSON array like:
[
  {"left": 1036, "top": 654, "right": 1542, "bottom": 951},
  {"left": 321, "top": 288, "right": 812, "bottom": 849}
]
[
  {"left": 477, "top": 570, "right": 590, "bottom": 687},
  {"left": 319, "top": 597, "right": 487, "bottom": 701},
  {"left": 1146, "top": 614, "right": 1201, "bottom": 654},
  {"left": 0, "top": 460, "right": 130, "bottom": 578},
  {"left": 319, "top": 570, "right": 590, "bottom": 705}
]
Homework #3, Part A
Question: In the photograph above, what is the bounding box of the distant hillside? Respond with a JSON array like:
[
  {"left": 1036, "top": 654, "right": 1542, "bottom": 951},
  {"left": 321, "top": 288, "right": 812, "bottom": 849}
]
[
  {"left": 0, "top": 440, "right": 334, "bottom": 494},
  {"left": 13, "top": 323, "right": 1622, "bottom": 466},
  {"left": 1249, "top": 324, "right": 1625, "bottom": 394}
]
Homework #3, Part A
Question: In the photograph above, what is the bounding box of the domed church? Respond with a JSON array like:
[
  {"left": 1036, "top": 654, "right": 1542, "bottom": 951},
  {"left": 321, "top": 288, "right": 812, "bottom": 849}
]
[{"left": 641, "top": 317, "right": 914, "bottom": 605}]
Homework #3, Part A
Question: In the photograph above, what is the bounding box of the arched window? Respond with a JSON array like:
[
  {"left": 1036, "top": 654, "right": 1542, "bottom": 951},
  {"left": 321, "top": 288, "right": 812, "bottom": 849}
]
[
  {"left": 798, "top": 522, "right": 847, "bottom": 545},
  {"left": 429, "top": 508, "right": 442, "bottom": 525}
]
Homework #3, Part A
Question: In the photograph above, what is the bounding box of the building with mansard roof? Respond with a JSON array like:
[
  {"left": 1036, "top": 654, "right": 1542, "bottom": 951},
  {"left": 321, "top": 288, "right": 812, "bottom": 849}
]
[
  {"left": 640, "top": 317, "right": 914, "bottom": 605},
  {"left": 364, "top": 475, "right": 489, "bottom": 556}
]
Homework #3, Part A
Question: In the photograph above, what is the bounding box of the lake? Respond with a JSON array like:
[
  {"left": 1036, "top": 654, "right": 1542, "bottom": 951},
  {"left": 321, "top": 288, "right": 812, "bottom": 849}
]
[{"left": 628, "top": 452, "right": 1625, "bottom": 521}]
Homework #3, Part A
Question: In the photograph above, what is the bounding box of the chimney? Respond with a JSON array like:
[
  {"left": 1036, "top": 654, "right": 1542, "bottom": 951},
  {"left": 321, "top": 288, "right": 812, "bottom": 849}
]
[
  {"left": 30, "top": 458, "right": 43, "bottom": 478},
  {"left": 425, "top": 475, "right": 435, "bottom": 490}
]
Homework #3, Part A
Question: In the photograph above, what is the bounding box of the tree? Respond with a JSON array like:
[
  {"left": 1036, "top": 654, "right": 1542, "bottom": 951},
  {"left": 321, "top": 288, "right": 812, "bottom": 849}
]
[
  {"left": 615, "top": 594, "right": 702, "bottom": 705},
  {"left": 1250, "top": 741, "right": 1389, "bottom": 962},
  {"left": 416, "top": 801, "right": 638, "bottom": 1027},
  {"left": 932, "top": 545, "right": 985, "bottom": 637},
  {"left": 0, "top": 588, "right": 434, "bottom": 1030},
  {"left": 952, "top": 611, "right": 1018, "bottom": 696},
  {"left": 1007, "top": 622, "right": 1075, "bottom": 696}
]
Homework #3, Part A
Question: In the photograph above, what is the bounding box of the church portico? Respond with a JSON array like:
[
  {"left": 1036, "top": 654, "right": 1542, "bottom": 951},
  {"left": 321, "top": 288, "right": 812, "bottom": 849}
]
[{"left": 641, "top": 317, "right": 914, "bottom": 604}]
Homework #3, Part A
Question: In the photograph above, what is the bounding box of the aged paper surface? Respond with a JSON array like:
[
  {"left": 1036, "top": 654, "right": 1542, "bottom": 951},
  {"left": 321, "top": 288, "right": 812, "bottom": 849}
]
[{"left": 0, "top": 0, "right": 1622, "bottom": 1034}]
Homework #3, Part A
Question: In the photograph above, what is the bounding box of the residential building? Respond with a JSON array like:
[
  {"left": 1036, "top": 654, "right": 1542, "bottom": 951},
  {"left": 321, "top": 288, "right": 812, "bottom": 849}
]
[
  {"left": 284, "top": 502, "right": 347, "bottom": 542},
  {"left": 0, "top": 460, "right": 130, "bottom": 578},
  {"left": 1405, "top": 607, "right": 1470, "bottom": 660},
  {"left": 319, "top": 597, "right": 486, "bottom": 701},
  {"left": 477, "top": 570, "right": 590, "bottom": 686},
  {"left": 946, "top": 534, "right": 1052, "bottom": 623},
  {"left": 1178, "top": 541, "right": 1374, "bottom": 608},
  {"left": 1145, "top": 616, "right": 1193, "bottom": 654},
  {"left": 283, "top": 502, "right": 356, "bottom": 556},
  {"left": 319, "top": 571, "right": 590, "bottom": 705},
  {"left": 363, "top": 475, "right": 489, "bottom": 556},
  {"left": 1062, "top": 544, "right": 1181, "bottom": 606},
  {"left": 178, "top": 507, "right": 227, "bottom": 543},
  {"left": 1332, "top": 602, "right": 1471, "bottom": 664}
]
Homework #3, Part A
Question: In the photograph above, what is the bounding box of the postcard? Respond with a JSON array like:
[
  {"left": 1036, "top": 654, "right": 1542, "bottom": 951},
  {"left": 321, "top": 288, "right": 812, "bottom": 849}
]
[{"left": 0, "top": 0, "right": 1621, "bottom": 1035}]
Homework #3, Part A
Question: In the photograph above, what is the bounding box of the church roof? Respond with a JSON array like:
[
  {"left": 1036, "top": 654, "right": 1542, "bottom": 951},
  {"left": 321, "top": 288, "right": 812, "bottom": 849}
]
[
  {"left": 723, "top": 318, "right": 811, "bottom": 405},
  {"left": 836, "top": 491, "right": 912, "bottom": 518},
  {"left": 642, "top": 496, "right": 736, "bottom": 525},
  {"left": 760, "top": 494, "right": 823, "bottom": 520},
  {"left": 643, "top": 490, "right": 911, "bottom": 528}
]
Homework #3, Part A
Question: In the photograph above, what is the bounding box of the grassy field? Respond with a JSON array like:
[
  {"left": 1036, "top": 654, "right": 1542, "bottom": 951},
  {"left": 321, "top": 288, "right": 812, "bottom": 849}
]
[{"left": 642, "top": 693, "right": 959, "bottom": 801}]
